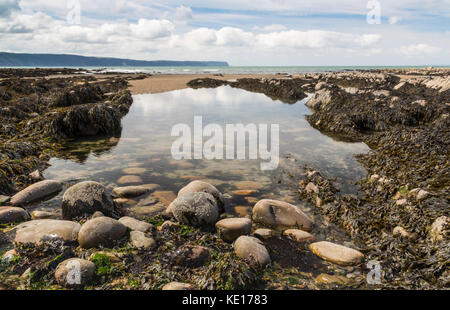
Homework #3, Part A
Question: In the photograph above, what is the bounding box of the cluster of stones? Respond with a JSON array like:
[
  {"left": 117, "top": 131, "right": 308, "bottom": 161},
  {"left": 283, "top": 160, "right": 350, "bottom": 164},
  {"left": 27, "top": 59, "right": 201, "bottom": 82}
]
[{"left": 2, "top": 177, "right": 447, "bottom": 290}]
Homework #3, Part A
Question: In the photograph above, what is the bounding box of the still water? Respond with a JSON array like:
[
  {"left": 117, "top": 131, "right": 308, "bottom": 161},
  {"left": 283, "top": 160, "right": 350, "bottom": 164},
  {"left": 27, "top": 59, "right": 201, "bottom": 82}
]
[{"left": 43, "top": 86, "right": 369, "bottom": 230}]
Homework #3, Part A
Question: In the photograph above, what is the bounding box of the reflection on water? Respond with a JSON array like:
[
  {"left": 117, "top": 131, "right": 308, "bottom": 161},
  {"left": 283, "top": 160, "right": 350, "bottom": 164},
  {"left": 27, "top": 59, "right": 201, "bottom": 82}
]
[{"left": 44, "top": 86, "right": 369, "bottom": 224}]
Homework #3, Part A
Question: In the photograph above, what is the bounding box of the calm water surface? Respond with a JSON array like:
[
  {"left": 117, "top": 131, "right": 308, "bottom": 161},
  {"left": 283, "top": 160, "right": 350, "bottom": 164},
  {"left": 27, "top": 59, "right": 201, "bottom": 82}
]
[{"left": 42, "top": 86, "right": 369, "bottom": 241}]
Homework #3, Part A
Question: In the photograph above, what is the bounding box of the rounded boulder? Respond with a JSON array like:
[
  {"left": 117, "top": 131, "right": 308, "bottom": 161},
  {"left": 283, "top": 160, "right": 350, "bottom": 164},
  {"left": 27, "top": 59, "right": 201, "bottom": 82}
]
[{"left": 62, "top": 181, "right": 116, "bottom": 220}]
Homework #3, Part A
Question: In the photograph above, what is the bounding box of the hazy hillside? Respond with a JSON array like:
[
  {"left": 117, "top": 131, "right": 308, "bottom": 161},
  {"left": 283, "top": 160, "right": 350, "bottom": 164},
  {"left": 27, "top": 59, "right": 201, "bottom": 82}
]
[{"left": 0, "top": 52, "right": 229, "bottom": 67}]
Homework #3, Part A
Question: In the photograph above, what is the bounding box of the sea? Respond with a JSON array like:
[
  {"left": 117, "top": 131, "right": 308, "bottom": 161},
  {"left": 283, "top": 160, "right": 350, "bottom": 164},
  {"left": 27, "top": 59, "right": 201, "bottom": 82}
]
[{"left": 8, "top": 65, "right": 448, "bottom": 75}]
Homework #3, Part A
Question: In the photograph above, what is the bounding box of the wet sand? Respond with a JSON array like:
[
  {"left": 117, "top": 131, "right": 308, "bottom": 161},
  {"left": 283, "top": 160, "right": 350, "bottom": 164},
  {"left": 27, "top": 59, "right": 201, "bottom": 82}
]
[{"left": 128, "top": 74, "right": 281, "bottom": 94}]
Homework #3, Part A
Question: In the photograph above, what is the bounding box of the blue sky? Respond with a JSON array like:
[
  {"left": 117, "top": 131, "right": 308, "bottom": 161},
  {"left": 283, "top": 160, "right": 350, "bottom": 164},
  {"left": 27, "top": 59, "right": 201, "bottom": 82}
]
[{"left": 0, "top": 0, "right": 448, "bottom": 65}]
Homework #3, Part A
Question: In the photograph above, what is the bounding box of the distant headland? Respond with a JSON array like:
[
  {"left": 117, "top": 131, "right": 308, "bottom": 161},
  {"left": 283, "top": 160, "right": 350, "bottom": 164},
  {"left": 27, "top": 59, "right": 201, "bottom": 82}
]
[{"left": 0, "top": 52, "right": 229, "bottom": 67}]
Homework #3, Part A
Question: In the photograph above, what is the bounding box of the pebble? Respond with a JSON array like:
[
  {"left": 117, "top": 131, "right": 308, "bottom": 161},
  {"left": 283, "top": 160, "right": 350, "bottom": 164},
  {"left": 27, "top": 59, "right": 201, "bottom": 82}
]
[
  {"left": 0, "top": 207, "right": 30, "bottom": 224},
  {"left": 10, "top": 180, "right": 62, "bottom": 206},
  {"left": 162, "top": 282, "right": 195, "bottom": 290},
  {"left": 305, "top": 183, "right": 319, "bottom": 194},
  {"left": 253, "top": 228, "right": 279, "bottom": 240},
  {"left": 30, "top": 210, "right": 58, "bottom": 220},
  {"left": 393, "top": 226, "right": 410, "bottom": 238},
  {"left": 62, "top": 181, "right": 116, "bottom": 220},
  {"left": 130, "top": 231, "right": 156, "bottom": 250},
  {"left": 309, "top": 241, "right": 364, "bottom": 266},
  {"left": 13, "top": 219, "right": 81, "bottom": 245},
  {"left": 122, "top": 167, "right": 147, "bottom": 175},
  {"left": 215, "top": 218, "right": 252, "bottom": 242},
  {"left": 252, "top": 199, "right": 313, "bottom": 232},
  {"left": 153, "top": 191, "right": 177, "bottom": 206},
  {"left": 78, "top": 217, "right": 127, "bottom": 249},
  {"left": 119, "top": 216, "right": 153, "bottom": 232},
  {"left": 234, "top": 236, "right": 271, "bottom": 267},
  {"left": 178, "top": 181, "right": 225, "bottom": 212},
  {"left": 113, "top": 186, "right": 151, "bottom": 198},
  {"left": 170, "top": 192, "right": 219, "bottom": 229},
  {"left": 283, "top": 229, "right": 316, "bottom": 242},
  {"left": 173, "top": 245, "right": 210, "bottom": 268},
  {"left": 396, "top": 199, "right": 408, "bottom": 206},
  {"left": 55, "top": 258, "right": 96, "bottom": 288},
  {"left": 117, "top": 175, "right": 143, "bottom": 184},
  {"left": 0, "top": 195, "right": 10, "bottom": 205},
  {"left": 430, "top": 216, "right": 448, "bottom": 243},
  {"left": 233, "top": 181, "right": 263, "bottom": 190}
]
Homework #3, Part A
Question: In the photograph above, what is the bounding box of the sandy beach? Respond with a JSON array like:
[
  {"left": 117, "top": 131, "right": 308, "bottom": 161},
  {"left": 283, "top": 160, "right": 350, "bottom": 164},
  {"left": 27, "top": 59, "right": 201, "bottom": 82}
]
[{"left": 128, "top": 74, "right": 281, "bottom": 94}]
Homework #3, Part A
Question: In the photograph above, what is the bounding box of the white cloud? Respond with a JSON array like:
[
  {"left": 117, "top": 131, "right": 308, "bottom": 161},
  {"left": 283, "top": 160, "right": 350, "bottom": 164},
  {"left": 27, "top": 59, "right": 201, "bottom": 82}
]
[
  {"left": 130, "top": 19, "right": 174, "bottom": 39},
  {"left": 173, "top": 5, "right": 193, "bottom": 21},
  {"left": 253, "top": 24, "right": 287, "bottom": 32},
  {"left": 399, "top": 44, "right": 441, "bottom": 57}
]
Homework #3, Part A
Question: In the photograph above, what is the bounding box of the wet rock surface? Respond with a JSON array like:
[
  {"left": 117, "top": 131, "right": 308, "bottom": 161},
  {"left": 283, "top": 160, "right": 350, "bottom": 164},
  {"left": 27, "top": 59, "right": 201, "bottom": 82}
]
[
  {"left": 0, "top": 70, "right": 135, "bottom": 194},
  {"left": 234, "top": 236, "right": 271, "bottom": 267},
  {"left": 252, "top": 199, "right": 313, "bottom": 231},
  {"left": 169, "top": 192, "right": 219, "bottom": 230},
  {"left": 215, "top": 218, "right": 252, "bottom": 242},
  {"left": 54, "top": 258, "right": 96, "bottom": 288},
  {"left": 77, "top": 217, "right": 127, "bottom": 249},
  {"left": 178, "top": 180, "right": 225, "bottom": 213},
  {"left": 10, "top": 180, "right": 62, "bottom": 206},
  {"left": 0, "top": 207, "right": 30, "bottom": 224},
  {"left": 13, "top": 219, "right": 81, "bottom": 245},
  {"left": 62, "top": 181, "right": 119, "bottom": 220}
]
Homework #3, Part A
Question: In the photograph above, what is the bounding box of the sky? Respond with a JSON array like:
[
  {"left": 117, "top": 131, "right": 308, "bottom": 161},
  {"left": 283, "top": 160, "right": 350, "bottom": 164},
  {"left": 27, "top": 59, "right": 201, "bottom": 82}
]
[{"left": 0, "top": 0, "right": 449, "bottom": 66}]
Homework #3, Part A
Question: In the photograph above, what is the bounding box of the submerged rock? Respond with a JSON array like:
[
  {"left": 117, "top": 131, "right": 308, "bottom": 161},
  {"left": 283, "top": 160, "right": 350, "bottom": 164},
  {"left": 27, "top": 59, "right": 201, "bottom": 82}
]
[
  {"left": 62, "top": 181, "right": 117, "bottom": 220},
  {"left": 234, "top": 236, "right": 271, "bottom": 267},
  {"left": 0, "top": 207, "right": 30, "bottom": 224},
  {"left": 309, "top": 241, "right": 364, "bottom": 266},
  {"left": 178, "top": 181, "right": 225, "bottom": 212},
  {"left": 13, "top": 219, "right": 81, "bottom": 245},
  {"left": 113, "top": 186, "right": 151, "bottom": 198},
  {"left": 10, "top": 180, "right": 62, "bottom": 206},
  {"left": 215, "top": 218, "right": 252, "bottom": 242},
  {"left": 170, "top": 192, "right": 219, "bottom": 229},
  {"left": 252, "top": 199, "right": 313, "bottom": 232},
  {"left": 30, "top": 210, "right": 58, "bottom": 220},
  {"left": 78, "top": 217, "right": 127, "bottom": 249},
  {"left": 55, "top": 258, "right": 96, "bottom": 288}
]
